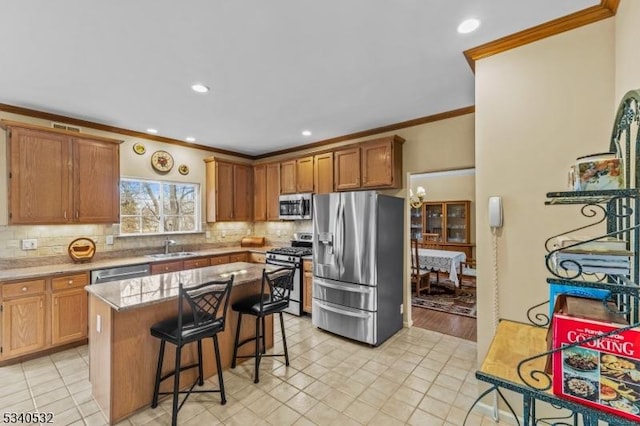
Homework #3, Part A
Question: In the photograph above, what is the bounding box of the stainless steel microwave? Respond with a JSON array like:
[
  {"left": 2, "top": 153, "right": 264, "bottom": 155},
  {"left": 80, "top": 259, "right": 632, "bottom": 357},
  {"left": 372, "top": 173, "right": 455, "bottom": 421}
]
[{"left": 279, "top": 193, "right": 313, "bottom": 220}]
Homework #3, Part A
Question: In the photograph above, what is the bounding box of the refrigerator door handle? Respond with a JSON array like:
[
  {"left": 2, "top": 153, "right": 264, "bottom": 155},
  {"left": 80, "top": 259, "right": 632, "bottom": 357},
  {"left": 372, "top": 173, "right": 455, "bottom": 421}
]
[
  {"left": 315, "top": 301, "right": 371, "bottom": 319},
  {"left": 336, "top": 197, "right": 345, "bottom": 273},
  {"left": 315, "top": 279, "right": 370, "bottom": 294}
]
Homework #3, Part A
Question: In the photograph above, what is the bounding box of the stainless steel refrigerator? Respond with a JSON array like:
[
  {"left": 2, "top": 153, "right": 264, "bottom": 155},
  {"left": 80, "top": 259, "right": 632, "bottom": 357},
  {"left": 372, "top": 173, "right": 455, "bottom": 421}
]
[{"left": 312, "top": 191, "right": 403, "bottom": 346}]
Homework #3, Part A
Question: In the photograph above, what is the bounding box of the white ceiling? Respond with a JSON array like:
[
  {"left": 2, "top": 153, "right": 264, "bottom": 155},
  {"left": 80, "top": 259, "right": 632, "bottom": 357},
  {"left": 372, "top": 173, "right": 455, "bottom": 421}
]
[{"left": 0, "top": 0, "right": 599, "bottom": 156}]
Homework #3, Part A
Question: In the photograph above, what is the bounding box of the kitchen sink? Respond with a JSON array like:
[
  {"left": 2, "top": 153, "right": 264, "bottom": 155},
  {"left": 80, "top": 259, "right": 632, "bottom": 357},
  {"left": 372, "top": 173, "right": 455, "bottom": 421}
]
[{"left": 145, "top": 252, "right": 197, "bottom": 259}]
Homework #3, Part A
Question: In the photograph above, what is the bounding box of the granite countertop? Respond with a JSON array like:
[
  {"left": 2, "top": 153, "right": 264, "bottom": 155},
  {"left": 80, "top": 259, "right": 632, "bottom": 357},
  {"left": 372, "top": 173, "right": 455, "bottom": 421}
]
[
  {"left": 0, "top": 246, "right": 276, "bottom": 282},
  {"left": 86, "top": 262, "right": 278, "bottom": 312}
]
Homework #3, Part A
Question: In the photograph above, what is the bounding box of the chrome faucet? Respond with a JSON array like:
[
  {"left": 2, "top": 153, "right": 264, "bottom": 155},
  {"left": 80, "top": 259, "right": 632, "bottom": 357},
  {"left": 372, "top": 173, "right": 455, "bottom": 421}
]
[{"left": 164, "top": 238, "right": 176, "bottom": 255}]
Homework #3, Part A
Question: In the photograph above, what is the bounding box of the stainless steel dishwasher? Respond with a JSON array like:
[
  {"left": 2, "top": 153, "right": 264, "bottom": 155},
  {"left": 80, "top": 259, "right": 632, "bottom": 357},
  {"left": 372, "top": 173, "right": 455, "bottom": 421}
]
[{"left": 90, "top": 263, "right": 151, "bottom": 284}]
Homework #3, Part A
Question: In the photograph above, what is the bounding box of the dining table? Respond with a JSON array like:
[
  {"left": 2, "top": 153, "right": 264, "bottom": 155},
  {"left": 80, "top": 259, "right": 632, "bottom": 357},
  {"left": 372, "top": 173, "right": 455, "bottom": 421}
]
[{"left": 417, "top": 248, "right": 467, "bottom": 290}]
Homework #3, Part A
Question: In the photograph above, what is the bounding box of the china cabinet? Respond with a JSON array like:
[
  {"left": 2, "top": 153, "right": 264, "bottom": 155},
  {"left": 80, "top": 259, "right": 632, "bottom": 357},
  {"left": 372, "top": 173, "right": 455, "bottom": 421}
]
[
  {"left": 410, "top": 206, "right": 423, "bottom": 241},
  {"left": 423, "top": 200, "right": 471, "bottom": 244}
]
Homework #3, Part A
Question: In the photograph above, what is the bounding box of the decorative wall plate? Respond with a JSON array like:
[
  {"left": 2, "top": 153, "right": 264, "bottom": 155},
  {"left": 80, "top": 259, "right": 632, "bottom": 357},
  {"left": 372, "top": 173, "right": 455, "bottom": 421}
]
[
  {"left": 178, "top": 164, "right": 189, "bottom": 175},
  {"left": 133, "top": 142, "right": 146, "bottom": 155},
  {"left": 151, "top": 150, "right": 174, "bottom": 172},
  {"left": 68, "top": 237, "right": 96, "bottom": 263}
]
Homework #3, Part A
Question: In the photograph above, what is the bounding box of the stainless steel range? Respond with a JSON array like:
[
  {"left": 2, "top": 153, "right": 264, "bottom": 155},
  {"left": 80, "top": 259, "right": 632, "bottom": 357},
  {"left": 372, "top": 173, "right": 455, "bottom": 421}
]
[{"left": 266, "top": 233, "right": 312, "bottom": 316}]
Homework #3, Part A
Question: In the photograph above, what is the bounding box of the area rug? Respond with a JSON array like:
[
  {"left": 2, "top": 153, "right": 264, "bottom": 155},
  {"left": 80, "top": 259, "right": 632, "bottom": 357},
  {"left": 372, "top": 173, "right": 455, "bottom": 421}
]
[{"left": 412, "top": 280, "right": 477, "bottom": 318}]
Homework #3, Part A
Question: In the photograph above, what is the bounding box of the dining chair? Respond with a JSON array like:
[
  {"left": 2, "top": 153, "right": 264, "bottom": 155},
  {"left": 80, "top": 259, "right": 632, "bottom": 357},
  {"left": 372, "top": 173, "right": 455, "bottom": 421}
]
[
  {"left": 411, "top": 239, "right": 431, "bottom": 296},
  {"left": 460, "top": 258, "right": 477, "bottom": 288}
]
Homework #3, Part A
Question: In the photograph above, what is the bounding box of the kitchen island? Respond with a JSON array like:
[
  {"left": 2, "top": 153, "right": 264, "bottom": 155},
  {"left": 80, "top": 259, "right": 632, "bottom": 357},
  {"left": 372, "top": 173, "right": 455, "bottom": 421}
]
[{"left": 85, "top": 262, "right": 277, "bottom": 424}]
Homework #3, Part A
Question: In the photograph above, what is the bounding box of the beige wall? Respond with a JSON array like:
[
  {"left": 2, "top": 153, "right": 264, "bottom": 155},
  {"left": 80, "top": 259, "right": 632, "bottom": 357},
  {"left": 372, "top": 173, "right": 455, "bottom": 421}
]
[
  {"left": 615, "top": 0, "right": 640, "bottom": 102},
  {"left": 475, "top": 16, "right": 615, "bottom": 372}
]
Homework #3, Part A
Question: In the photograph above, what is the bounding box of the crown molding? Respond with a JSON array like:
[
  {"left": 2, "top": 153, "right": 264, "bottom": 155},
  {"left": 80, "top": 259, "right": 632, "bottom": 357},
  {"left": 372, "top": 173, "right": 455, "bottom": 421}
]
[{"left": 464, "top": 0, "right": 619, "bottom": 72}]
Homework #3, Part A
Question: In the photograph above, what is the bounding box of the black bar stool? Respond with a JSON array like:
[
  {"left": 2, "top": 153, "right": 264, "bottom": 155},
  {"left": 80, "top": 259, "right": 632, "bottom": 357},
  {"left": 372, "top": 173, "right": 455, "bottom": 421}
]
[
  {"left": 150, "top": 276, "right": 234, "bottom": 426},
  {"left": 231, "top": 267, "right": 295, "bottom": 383}
]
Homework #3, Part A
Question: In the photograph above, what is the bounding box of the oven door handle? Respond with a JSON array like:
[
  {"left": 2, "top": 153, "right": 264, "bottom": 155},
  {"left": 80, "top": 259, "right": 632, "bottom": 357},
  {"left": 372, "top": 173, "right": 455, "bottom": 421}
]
[
  {"left": 315, "top": 301, "right": 371, "bottom": 319},
  {"left": 315, "top": 279, "right": 370, "bottom": 294},
  {"left": 267, "top": 259, "right": 300, "bottom": 268}
]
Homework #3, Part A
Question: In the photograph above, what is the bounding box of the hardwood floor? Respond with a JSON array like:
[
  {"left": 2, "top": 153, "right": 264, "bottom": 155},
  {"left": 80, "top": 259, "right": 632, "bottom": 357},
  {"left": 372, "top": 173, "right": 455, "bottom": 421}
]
[{"left": 411, "top": 306, "right": 477, "bottom": 342}]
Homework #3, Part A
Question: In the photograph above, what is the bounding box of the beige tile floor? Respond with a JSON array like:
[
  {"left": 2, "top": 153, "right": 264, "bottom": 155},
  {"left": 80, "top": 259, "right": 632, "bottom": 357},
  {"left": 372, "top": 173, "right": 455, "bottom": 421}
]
[{"left": 0, "top": 316, "right": 502, "bottom": 425}]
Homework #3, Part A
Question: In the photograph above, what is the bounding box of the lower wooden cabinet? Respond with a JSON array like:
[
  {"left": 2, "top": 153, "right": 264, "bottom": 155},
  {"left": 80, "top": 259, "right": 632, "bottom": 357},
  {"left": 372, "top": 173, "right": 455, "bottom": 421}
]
[
  {"left": 1, "top": 273, "right": 89, "bottom": 362},
  {"left": 150, "top": 260, "right": 184, "bottom": 275},
  {"left": 2, "top": 288, "right": 46, "bottom": 359},
  {"left": 229, "top": 252, "right": 249, "bottom": 263},
  {"left": 183, "top": 257, "right": 210, "bottom": 270},
  {"left": 303, "top": 259, "right": 313, "bottom": 314},
  {"left": 210, "top": 255, "right": 231, "bottom": 266},
  {"left": 250, "top": 252, "right": 266, "bottom": 264}
]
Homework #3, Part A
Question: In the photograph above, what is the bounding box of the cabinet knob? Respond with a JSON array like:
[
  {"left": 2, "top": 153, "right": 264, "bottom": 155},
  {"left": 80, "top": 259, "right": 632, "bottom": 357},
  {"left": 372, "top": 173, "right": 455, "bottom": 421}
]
[
  {"left": 68, "top": 280, "right": 73, "bottom": 285},
  {"left": 22, "top": 287, "right": 27, "bottom": 292}
]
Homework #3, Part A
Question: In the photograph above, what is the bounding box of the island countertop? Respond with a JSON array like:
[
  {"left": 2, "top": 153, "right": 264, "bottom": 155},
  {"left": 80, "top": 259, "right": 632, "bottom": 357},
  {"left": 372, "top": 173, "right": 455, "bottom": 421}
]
[{"left": 85, "top": 262, "right": 277, "bottom": 312}]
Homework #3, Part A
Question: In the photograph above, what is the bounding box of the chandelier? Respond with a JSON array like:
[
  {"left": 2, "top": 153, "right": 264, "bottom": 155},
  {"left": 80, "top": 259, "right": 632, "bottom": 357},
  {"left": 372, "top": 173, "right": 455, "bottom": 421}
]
[{"left": 409, "top": 186, "right": 426, "bottom": 209}]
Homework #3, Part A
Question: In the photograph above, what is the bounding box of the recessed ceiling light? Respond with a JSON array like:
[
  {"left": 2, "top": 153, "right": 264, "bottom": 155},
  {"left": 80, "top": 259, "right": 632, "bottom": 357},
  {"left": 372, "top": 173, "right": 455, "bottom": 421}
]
[
  {"left": 185, "top": 137, "right": 196, "bottom": 142},
  {"left": 457, "top": 18, "right": 480, "bottom": 34},
  {"left": 191, "top": 83, "right": 210, "bottom": 93},
  {"left": 302, "top": 130, "right": 312, "bottom": 136},
  {"left": 146, "top": 128, "right": 158, "bottom": 134}
]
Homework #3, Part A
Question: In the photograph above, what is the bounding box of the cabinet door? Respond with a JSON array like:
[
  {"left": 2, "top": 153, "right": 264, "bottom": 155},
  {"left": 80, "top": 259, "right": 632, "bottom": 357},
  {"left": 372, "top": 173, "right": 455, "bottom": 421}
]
[
  {"left": 296, "top": 156, "right": 314, "bottom": 193},
  {"left": 233, "top": 164, "right": 252, "bottom": 221},
  {"left": 250, "top": 252, "right": 266, "bottom": 264},
  {"left": 280, "top": 160, "right": 297, "bottom": 194},
  {"left": 183, "top": 257, "right": 211, "bottom": 270},
  {"left": 229, "top": 252, "right": 248, "bottom": 263},
  {"left": 361, "top": 139, "right": 393, "bottom": 188},
  {"left": 8, "top": 127, "right": 71, "bottom": 224},
  {"left": 445, "top": 201, "right": 470, "bottom": 244},
  {"left": 303, "top": 260, "right": 313, "bottom": 314},
  {"left": 253, "top": 164, "right": 267, "bottom": 221},
  {"left": 266, "top": 163, "right": 280, "bottom": 220},
  {"left": 424, "top": 203, "right": 444, "bottom": 241},
  {"left": 215, "top": 161, "right": 235, "bottom": 221},
  {"left": 150, "top": 260, "right": 183, "bottom": 275},
  {"left": 410, "top": 206, "right": 424, "bottom": 242},
  {"left": 334, "top": 147, "right": 361, "bottom": 191},
  {"left": 73, "top": 137, "right": 120, "bottom": 223},
  {"left": 2, "top": 294, "right": 46, "bottom": 358},
  {"left": 52, "top": 288, "right": 87, "bottom": 345},
  {"left": 210, "top": 255, "right": 230, "bottom": 266},
  {"left": 314, "top": 152, "right": 334, "bottom": 194}
]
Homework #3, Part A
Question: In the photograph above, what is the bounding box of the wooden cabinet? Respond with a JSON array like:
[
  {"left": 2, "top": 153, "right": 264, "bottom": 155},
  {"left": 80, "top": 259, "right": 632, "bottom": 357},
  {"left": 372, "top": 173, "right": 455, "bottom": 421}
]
[
  {"left": 150, "top": 260, "right": 183, "bottom": 275},
  {"left": 183, "top": 257, "right": 210, "bottom": 270},
  {"left": 334, "top": 136, "right": 404, "bottom": 191},
  {"left": 3, "top": 121, "right": 121, "bottom": 225},
  {"left": 423, "top": 200, "right": 471, "bottom": 244},
  {"left": 1, "top": 279, "right": 46, "bottom": 359},
  {"left": 250, "top": 252, "right": 266, "bottom": 264},
  {"left": 253, "top": 163, "right": 280, "bottom": 221},
  {"left": 361, "top": 137, "right": 402, "bottom": 188},
  {"left": 334, "top": 147, "right": 361, "bottom": 191},
  {"left": 210, "top": 255, "right": 231, "bottom": 266},
  {"left": 51, "top": 273, "right": 88, "bottom": 345},
  {"left": 205, "top": 158, "right": 253, "bottom": 222},
  {"left": 314, "top": 152, "right": 334, "bottom": 194},
  {"left": 229, "top": 252, "right": 249, "bottom": 263},
  {"left": 303, "top": 259, "right": 313, "bottom": 314},
  {"left": 281, "top": 156, "right": 314, "bottom": 194}
]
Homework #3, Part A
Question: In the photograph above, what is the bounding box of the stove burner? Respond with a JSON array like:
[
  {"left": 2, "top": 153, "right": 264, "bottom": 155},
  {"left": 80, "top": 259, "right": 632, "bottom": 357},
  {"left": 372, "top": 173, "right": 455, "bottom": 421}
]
[{"left": 268, "top": 247, "right": 312, "bottom": 257}]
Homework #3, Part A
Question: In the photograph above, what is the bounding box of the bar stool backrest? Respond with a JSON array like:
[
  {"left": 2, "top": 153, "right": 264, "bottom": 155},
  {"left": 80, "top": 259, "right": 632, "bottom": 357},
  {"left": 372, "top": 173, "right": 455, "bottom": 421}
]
[
  {"left": 178, "top": 276, "right": 235, "bottom": 345},
  {"left": 260, "top": 267, "right": 296, "bottom": 313}
]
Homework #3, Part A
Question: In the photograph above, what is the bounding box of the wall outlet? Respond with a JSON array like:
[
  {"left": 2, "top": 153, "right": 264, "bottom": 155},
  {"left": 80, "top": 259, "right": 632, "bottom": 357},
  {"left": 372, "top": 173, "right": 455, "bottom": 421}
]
[
  {"left": 221, "top": 231, "right": 226, "bottom": 238},
  {"left": 96, "top": 314, "right": 102, "bottom": 333},
  {"left": 22, "top": 239, "right": 37, "bottom": 250},
  {"left": 246, "top": 229, "right": 251, "bottom": 235},
  {"left": 400, "top": 304, "right": 404, "bottom": 314},
  {"left": 276, "top": 229, "right": 282, "bottom": 237},
  {"left": 105, "top": 235, "right": 114, "bottom": 245},
  {"left": 205, "top": 231, "right": 211, "bottom": 239}
]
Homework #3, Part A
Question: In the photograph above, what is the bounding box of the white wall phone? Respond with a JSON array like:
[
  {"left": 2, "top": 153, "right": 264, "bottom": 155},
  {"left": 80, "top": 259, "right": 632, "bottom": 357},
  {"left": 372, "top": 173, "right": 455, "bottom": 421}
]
[{"left": 488, "top": 196, "right": 503, "bottom": 228}]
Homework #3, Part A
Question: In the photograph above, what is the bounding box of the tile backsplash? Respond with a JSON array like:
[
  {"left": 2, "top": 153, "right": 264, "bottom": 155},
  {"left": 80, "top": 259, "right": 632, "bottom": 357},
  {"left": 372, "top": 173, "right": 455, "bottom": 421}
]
[{"left": 0, "top": 220, "right": 313, "bottom": 265}]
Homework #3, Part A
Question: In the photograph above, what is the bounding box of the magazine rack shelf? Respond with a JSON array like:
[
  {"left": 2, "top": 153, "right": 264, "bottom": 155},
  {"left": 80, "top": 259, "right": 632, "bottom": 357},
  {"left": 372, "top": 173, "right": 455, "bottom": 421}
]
[{"left": 464, "top": 90, "right": 640, "bottom": 425}]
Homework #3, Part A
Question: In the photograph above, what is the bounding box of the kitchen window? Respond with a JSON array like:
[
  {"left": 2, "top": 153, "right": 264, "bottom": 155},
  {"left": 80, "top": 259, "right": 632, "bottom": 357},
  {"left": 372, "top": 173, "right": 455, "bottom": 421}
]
[{"left": 119, "top": 178, "right": 200, "bottom": 235}]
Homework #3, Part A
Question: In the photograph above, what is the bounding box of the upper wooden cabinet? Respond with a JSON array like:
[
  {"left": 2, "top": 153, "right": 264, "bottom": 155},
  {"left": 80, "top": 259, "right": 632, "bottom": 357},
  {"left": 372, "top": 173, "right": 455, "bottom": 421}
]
[
  {"left": 3, "top": 121, "right": 121, "bottom": 224},
  {"left": 334, "top": 136, "right": 403, "bottom": 191},
  {"left": 334, "top": 147, "right": 361, "bottom": 191},
  {"left": 314, "top": 152, "right": 334, "bottom": 194},
  {"left": 253, "top": 162, "right": 280, "bottom": 221},
  {"left": 281, "top": 156, "right": 314, "bottom": 194},
  {"left": 205, "top": 158, "right": 253, "bottom": 222}
]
